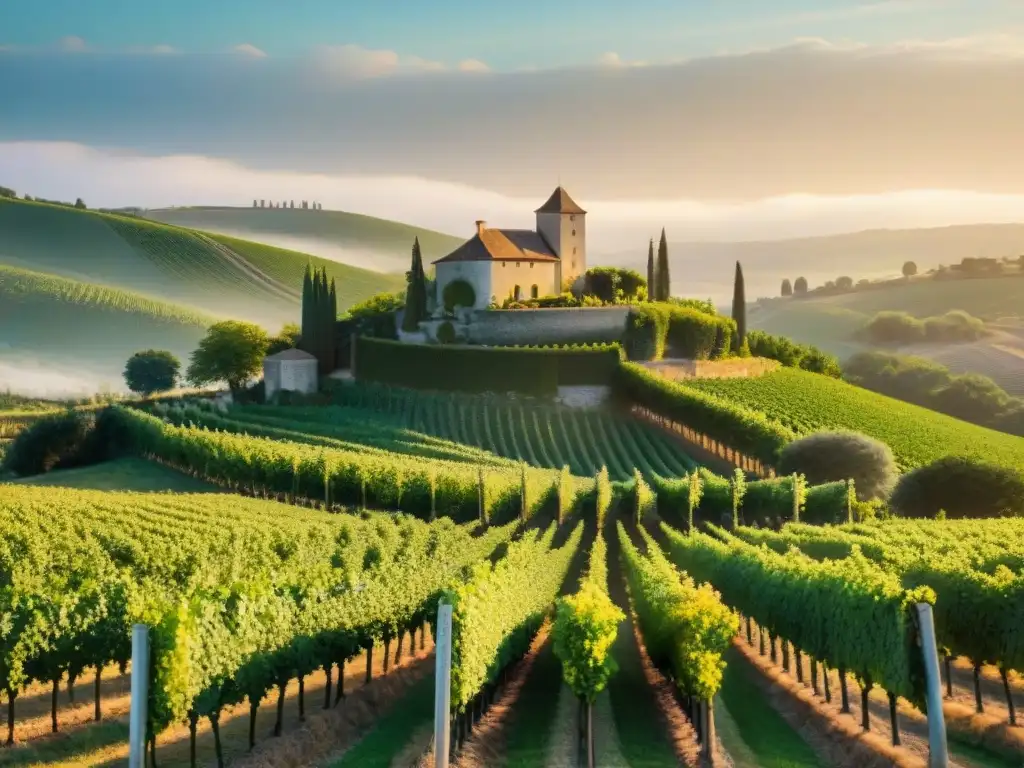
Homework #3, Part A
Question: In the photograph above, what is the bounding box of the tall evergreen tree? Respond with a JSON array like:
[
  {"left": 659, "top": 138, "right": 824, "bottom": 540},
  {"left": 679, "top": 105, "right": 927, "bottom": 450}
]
[
  {"left": 655, "top": 228, "right": 671, "bottom": 301},
  {"left": 300, "top": 263, "right": 314, "bottom": 355},
  {"left": 781, "top": 278, "right": 793, "bottom": 297},
  {"left": 731, "top": 261, "right": 747, "bottom": 352},
  {"left": 402, "top": 237, "right": 428, "bottom": 331},
  {"left": 327, "top": 276, "right": 338, "bottom": 370},
  {"left": 646, "top": 238, "right": 656, "bottom": 301}
]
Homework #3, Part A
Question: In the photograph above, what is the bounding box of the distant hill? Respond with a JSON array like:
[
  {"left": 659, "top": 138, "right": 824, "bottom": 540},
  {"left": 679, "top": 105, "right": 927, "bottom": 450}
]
[
  {"left": 749, "top": 276, "right": 1024, "bottom": 395},
  {"left": 144, "top": 206, "right": 465, "bottom": 275},
  {"left": 0, "top": 263, "right": 212, "bottom": 394},
  {"left": 601, "top": 223, "right": 1024, "bottom": 304},
  {"left": 0, "top": 198, "right": 405, "bottom": 328}
]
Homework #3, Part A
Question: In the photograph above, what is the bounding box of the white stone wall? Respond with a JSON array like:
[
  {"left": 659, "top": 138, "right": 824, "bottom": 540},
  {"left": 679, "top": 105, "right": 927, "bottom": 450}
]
[
  {"left": 465, "top": 306, "right": 629, "bottom": 345},
  {"left": 488, "top": 260, "right": 558, "bottom": 304},
  {"left": 264, "top": 359, "right": 318, "bottom": 399},
  {"left": 435, "top": 261, "right": 492, "bottom": 310}
]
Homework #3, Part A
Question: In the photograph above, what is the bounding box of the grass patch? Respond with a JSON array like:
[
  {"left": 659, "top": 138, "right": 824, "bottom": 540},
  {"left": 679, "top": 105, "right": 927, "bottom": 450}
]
[
  {"left": 718, "top": 647, "right": 824, "bottom": 768},
  {"left": 947, "top": 735, "right": 1022, "bottom": 768},
  {"left": 0, "top": 720, "right": 129, "bottom": 766},
  {"left": 12, "top": 457, "right": 220, "bottom": 493},
  {"left": 502, "top": 638, "right": 563, "bottom": 767},
  {"left": 606, "top": 618, "right": 681, "bottom": 767},
  {"left": 329, "top": 671, "right": 434, "bottom": 768}
]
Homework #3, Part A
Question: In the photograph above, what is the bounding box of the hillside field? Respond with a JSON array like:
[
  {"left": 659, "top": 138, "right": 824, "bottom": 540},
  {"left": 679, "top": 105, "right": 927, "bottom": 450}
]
[
  {"left": 749, "top": 277, "right": 1024, "bottom": 394},
  {"left": 145, "top": 205, "right": 465, "bottom": 275},
  {"left": 682, "top": 367, "right": 1024, "bottom": 471},
  {"left": 0, "top": 263, "right": 212, "bottom": 390},
  {"left": 0, "top": 197, "right": 404, "bottom": 327}
]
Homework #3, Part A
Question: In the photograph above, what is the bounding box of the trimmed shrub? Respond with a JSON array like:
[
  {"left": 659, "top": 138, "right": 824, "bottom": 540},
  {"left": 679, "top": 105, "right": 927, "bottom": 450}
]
[
  {"left": 889, "top": 456, "right": 1024, "bottom": 519},
  {"left": 622, "top": 303, "right": 734, "bottom": 362},
  {"left": 442, "top": 279, "right": 476, "bottom": 312},
  {"left": 746, "top": 330, "right": 841, "bottom": 378},
  {"left": 354, "top": 337, "right": 621, "bottom": 396},
  {"left": 1, "top": 410, "right": 110, "bottom": 476},
  {"left": 777, "top": 431, "right": 897, "bottom": 501},
  {"left": 436, "top": 320, "right": 456, "bottom": 344},
  {"left": 923, "top": 310, "right": 986, "bottom": 342}
]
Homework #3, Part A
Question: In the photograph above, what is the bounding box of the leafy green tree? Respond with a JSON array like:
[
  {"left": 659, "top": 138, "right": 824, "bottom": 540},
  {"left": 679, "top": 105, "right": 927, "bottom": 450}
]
[
  {"left": 267, "top": 323, "right": 301, "bottom": 355},
  {"left": 902, "top": 261, "right": 918, "bottom": 278},
  {"left": 186, "top": 321, "right": 269, "bottom": 395},
  {"left": 731, "top": 261, "right": 746, "bottom": 352},
  {"left": 74, "top": 198, "right": 86, "bottom": 209},
  {"left": 655, "top": 228, "right": 671, "bottom": 301},
  {"left": 402, "top": 237, "right": 428, "bottom": 331},
  {"left": 646, "top": 238, "right": 656, "bottom": 302},
  {"left": 781, "top": 278, "right": 793, "bottom": 297},
  {"left": 123, "top": 350, "right": 180, "bottom": 396},
  {"left": 794, "top": 276, "right": 808, "bottom": 295}
]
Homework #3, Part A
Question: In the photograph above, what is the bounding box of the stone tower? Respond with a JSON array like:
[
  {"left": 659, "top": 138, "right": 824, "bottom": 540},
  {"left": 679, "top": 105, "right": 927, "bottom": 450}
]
[{"left": 535, "top": 186, "right": 586, "bottom": 292}]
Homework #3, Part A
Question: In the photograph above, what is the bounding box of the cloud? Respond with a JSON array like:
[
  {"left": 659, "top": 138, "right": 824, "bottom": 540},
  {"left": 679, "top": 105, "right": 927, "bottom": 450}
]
[
  {"left": 597, "top": 52, "right": 647, "bottom": 68},
  {"left": 126, "top": 44, "right": 180, "bottom": 55},
  {"left": 231, "top": 43, "right": 267, "bottom": 58},
  {"left": 4, "top": 37, "right": 1024, "bottom": 200},
  {"left": 457, "top": 58, "right": 490, "bottom": 73},
  {"left": 311, "top": 44, "right": 491, "bottom": 79},
  {"left": 58, "top": 36, "right": 88, "bottom": 53}
]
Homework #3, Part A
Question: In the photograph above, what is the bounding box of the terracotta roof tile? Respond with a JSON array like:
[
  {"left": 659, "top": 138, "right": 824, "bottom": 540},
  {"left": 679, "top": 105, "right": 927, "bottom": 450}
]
[
  {"left": 534, "top": 186, "right": 586, "bottom": 215},
  {"left": 433, "top": 226, "right": 558, "bottom": 264}
]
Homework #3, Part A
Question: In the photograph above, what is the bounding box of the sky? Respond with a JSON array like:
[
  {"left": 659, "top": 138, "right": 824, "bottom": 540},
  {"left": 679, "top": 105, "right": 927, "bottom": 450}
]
[
  {"left": 3, "top": 0, "right": 1024, "bottom": 237},
  {"left": 3, "top": 0, "right": 1021, "bottom": 71}
]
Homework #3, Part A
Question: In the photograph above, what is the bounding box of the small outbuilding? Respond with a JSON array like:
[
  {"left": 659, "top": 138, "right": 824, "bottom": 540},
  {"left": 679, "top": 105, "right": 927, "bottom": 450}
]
[{"left": 263, "top": 348, "right": 318, "bottom": 400}]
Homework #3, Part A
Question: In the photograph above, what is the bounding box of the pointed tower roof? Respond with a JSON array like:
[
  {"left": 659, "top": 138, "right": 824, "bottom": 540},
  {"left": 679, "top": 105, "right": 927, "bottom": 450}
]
[{"left": 535, "top": 186, "right": 586, "bottom": 215}]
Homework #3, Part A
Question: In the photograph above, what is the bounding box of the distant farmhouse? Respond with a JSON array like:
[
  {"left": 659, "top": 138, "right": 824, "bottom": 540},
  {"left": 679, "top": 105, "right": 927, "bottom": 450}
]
[{"left": 433, "top": 186, "right": 588, "bottom": 309}]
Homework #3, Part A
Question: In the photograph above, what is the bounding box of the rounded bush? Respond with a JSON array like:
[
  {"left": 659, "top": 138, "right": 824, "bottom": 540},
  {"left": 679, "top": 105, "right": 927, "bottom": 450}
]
[
  {"left": 890, "top": 456, "right": 1024, "bottom": 519},
  {"left": 436, "top": 320, "right": 456, "bottom": 344},
  {"left": 3, "top": 410, "right": 93, "bottom": 477},
  {"left": 777, "top": 431, "right": 897, "bottom": 501},
  {"left": 442, "top": 279, "right": 476, "bottom": 312}
]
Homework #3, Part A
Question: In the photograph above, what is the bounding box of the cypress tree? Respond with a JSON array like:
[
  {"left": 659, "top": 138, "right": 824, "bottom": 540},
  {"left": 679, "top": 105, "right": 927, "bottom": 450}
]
[
  {"left": 646, "top": 238, "right": 656, "bottom": 302},
  {"left": 781, "top": 278, "right": 793, "bottom": 297},
  {"left": 402, "top": 237, "right": 428, "bottom": 331},
  {"left": 731, "top": 261, "right": 747, "bottom": 352},
  {"left": 655, "top": 228, "right": 671, "bottom": 301},
  {"left": 300, "top": 263, "right": 314, "bottom": 355},
  {"left": 328, "top": 277, "right": 338, "bottom": 371}
]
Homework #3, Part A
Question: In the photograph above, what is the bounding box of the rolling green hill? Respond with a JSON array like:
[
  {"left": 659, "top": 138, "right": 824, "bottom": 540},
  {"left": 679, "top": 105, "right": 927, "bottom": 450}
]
[
  {"left": 144, "top": 205, "right": 465, "bottom": 273},
  {"left": 0, "top": 198, "right": 404, "bottom": 327},
  {"left": 0, "top": 263, "right": 212, "bottom": 389},
  {"left": 749, "top": 276, "right": 1024, "bottom": 394}
]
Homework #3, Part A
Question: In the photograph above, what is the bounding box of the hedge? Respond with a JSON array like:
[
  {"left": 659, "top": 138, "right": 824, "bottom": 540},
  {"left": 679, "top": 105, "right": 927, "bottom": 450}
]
[
  {"left": 612, "top": 362, "right": 794, "bottom": 465},
  {"left": 650, "top": 471, "right": 848, "bottom": 527},
  {"left": 354, "top": 337, "right": 623, "bottom": 396},
  {"left": 623, "top": 304, "right": 735, "bottom": 362}
]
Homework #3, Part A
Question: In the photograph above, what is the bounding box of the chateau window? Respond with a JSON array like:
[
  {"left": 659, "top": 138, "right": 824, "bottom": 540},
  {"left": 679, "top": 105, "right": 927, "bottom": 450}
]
[
  {"left": 531, "top": 285, "right": 539, "bottom": 299},
  {"left": 570, "top": 215, "right": 575, "bottom": 222},
  {"left": 572, "top": 230, "right": 576, "bottom": 236},
  {"left": 502, "top": 262, "right": 506, "bottom": 267},
  {"left": 573, "top": 247, "right": 577, "bottom": 255},
  {"left": 530, "top": 262, "right": 534, "bottom": 268},
  {"left": 516, "top": 261, "right": 520, "bottom": 267},
  {"left": 572, "top": 260, "right": 576, "bottom": 269},
  {"left": 514, "top": 285, "right": 522, "bottom": 300}
]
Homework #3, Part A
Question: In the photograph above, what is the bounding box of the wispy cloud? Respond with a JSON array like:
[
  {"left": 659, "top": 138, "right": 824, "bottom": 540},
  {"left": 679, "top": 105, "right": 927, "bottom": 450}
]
[
  {"left": 597, "top": 52, "right": 647, "bottom": 68},
  {"left": 457, "top": 58, "right": 490, "bottom": 73},
  {"left": 58, "top": 35, "right": 89, "bottom": 53},
  {"left": 310, "top": 44, "right": 490, "bottom": 79},
  {"left": 231, "top": 43, "right": 267, "bottom": 58},
  {"left": 126, "top": 43, "right": 180, "bottom": 55}
]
